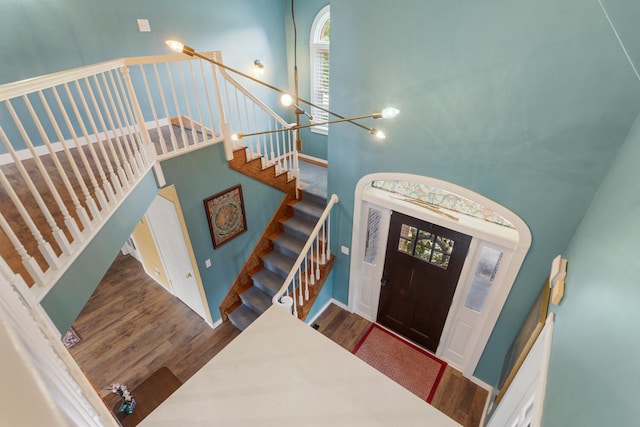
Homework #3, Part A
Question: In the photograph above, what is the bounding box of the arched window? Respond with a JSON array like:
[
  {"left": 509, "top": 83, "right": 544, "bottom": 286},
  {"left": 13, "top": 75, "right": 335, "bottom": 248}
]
[{"left": 310, "top": 5, "right": 330, "bottom": 134}]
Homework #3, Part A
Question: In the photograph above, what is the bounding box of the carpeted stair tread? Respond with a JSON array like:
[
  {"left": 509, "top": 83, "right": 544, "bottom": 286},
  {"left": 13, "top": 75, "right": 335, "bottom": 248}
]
[
  {"left": 291, "top": 199, "right": 325, "bottom": 221},
  {"left": 251, "top": 268, "right": 285, "bottom": 297},
  {"left": 240, "top": 286, "right": 272, "bottom": 314},
  {"left": 301, "top": 189, "right": 327, "bottom": 207},
  {"left": 228, "top": 304, "right": 259, "bottom": 331},
  {"left": 282, "top": 215, "right": 317, "bottom": 240},
  {"left": 273, "top": 233, "right": 306, "bottom": 258},
  {"left": 262, "top": 250, "right": 297, "bottom": 277}
]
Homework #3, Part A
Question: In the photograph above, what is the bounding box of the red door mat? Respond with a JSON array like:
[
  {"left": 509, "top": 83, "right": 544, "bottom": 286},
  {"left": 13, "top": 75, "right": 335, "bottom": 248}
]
[{"left": 353, "top": 324, "right": 447, "bottom": 403}]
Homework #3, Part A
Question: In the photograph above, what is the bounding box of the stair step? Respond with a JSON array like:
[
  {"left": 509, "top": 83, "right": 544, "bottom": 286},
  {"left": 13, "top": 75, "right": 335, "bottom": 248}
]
[
  {"left": 301, "top": 189, "right": 327, "bottom": 207},
  {"left": 227, "top": 304, "right": 259, "bottom": 331},
  {"left": 291, "top": 199, "right": 325, "bottom": 222},
  {"left": 282, "top": 215, "right": 317, "bottom": 240},
  {"left": 262, "top": 250, "right": 297, "bottom": 277},
  {"left": 240, "top": 286, "right": 272, "bottom": 314},
  {"left": 273, "top": 233, "right": 306, "bottom": 258},
  {"left": 251, "top": 268, "right": 284, "bottom": 297}
]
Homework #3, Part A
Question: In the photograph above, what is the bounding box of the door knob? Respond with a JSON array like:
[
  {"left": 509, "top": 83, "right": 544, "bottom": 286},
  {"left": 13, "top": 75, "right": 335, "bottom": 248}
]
[
  {"left": 381, "top": 278, "right": 388, "bottom": 287},
  {"left": 186, "top": 272, "right": 193, "bottom": 278}
]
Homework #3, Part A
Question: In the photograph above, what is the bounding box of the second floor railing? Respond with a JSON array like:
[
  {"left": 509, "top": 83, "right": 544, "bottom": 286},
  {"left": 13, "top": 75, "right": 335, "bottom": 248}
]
[{"left": 0, "top": 50, "right": 298, "bottom": 304}]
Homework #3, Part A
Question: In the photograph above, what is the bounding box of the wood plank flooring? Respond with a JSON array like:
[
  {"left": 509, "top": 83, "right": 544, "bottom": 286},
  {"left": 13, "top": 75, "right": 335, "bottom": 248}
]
[
  {"left": 312, "top": 303, "right": 488, "bottom": 427},
  {"left": 68, "top": 252, "right": 240, "bottom": 402},
  {"left": 68, "top": 253, "right": 486, "bottom": 426}
]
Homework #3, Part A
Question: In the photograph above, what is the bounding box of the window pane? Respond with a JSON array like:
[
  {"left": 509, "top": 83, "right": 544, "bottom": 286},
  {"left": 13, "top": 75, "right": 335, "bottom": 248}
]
[
  {"left": 430, "top": 251, "right": 450, "bottom": 269},
  {"left": 320, "top": 20, "right": 330, "bottom": 41},
  {"left": 398, "top": 238, "right": 413, "bottom": 254},
  {"left": 400, "top": 224, "right": 417, "bottom": 240},
  {"left": 435, "top": 236, "right": 455, "bottom": 255},
  {"left": 464, "top": 247, "right": 503, "bottom": 312},
  {"left": 364, "top": 208, "right": 383, "bottom": 265},
  {"left": 414, "top": 243, "right": 432, "bottom": 261}
]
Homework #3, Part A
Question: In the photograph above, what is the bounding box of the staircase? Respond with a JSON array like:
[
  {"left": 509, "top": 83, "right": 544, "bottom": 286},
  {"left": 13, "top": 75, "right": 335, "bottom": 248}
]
[
  {"left": 222, "top": 147, "right": 333, "bottom": 330},
  {"left": 229, "top": 190, "right": 327, "bottom": 330}
]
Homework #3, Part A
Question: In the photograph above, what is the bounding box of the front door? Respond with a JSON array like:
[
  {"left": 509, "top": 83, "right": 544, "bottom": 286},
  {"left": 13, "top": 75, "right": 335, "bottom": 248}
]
[{"left": 377, "top": 211, "right": 471, "bottom": 352}]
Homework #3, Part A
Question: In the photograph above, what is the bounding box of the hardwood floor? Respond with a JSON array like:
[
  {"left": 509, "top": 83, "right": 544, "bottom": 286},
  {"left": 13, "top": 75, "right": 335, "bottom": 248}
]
[
  {"left": 68, "top": 254, "right": 486, "bottom": 425},
  {"left": 68, "top": 252, "right": 240, "bottom": 403},
  {"left": 312, "top": 303, "right": 489, "bottom": 427}
]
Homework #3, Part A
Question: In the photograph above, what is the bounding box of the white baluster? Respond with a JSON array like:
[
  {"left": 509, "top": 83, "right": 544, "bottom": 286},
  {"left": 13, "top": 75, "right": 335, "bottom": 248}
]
[
  {"left": 94, "top": 73, "right": 134, "bottom": 186},
  {"left": 107, "top": 70, "right": 140, "bottom": 176},
  {"left": 187, "top": 60, "right": 208, "bottom": 142},
  {"left": 139, "top": 65, "right": 167, "bottom": 153},
  {"left": 304, "top": 254, "right": 310, "bottom": 300},
  {"left": 63, "top": 83, "right": 113, "bottom": 205},
  {"left": 177, "top": 60, "right": 198, "bottom": 146},
  {"left": 4, "top": 100, "right": 74, "bottom": 253},
  {"left": 0, "top": 164, "right": 58, "bottom": 271},
  {"left": 0, "top": 212, "right": 45, "bottom": 287},
  {"left": 309, "top": 242, "right": 316, "bottom": 286},
  {"left": 114, "top": 69, "right": 145, "bottom": 171},
  {"left": 120, "top": 66, "right": 153, "bottom": 168},
  {"left": 298, "top": 265, "right": 304, "bottom": 307},
  {"left": 38, "top": 90, "right": 99, "bottom": 225},
  {"left": 316, "top": 234, "right": 321, "bottom": 280},
  {"left": 51, "top": 86, "right": 107, "bottom": 214},
  {"left": 197, "top": 60, "right": 218, "bottom": 141},
  {"left": 165, "top": 63, "right": 188, "bottom": 150},
  {"left": 153, "top": 63, "right": 179, "bottom": 153},
  {"left": 327, "top": 210, "right": 332, "bottom": 260},
  {"left": 83, "top": 77, "right": 125, "bottom": 195}
]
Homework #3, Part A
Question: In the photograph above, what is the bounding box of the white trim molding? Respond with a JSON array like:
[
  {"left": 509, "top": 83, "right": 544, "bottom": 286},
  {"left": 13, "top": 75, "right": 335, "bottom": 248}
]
[{"left": 348, "top": 173, "right": 531, "bottom": 379}]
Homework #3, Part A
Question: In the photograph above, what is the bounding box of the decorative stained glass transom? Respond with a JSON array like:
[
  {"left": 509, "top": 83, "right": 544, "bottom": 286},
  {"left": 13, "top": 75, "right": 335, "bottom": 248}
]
[
  {"left": 372, "top": 180, "right": 514, "bottom": 229},
  {"left": 397, "top": 223, "right": 454, "bottom": 269}
]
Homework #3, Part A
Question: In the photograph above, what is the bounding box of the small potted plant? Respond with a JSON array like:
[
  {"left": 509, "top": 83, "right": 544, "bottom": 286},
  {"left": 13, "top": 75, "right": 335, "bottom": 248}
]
[{"left": 110, "top": 383, "right": 136, "bottom": 414}]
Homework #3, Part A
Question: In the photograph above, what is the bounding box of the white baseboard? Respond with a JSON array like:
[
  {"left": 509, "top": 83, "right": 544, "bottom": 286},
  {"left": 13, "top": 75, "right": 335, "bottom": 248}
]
[
  {"left": 305, "top": 297, "right": 349, "bottom": 325},
  {"left": 298, "top": 152, "right": 328, "bottom": 167}
]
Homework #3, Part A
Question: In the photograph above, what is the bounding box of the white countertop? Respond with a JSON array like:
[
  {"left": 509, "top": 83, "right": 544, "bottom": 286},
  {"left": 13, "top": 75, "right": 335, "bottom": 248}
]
[{"left": 140, "top": 305, "right": 461, "bottom": 426}]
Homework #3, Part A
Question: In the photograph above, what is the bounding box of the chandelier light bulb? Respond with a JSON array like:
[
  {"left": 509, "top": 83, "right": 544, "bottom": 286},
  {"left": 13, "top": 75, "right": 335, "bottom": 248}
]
[
  {"left": 165, "top": 40, "right": 184, "bottom": 53},
  {"left": 280, "top": 94, "right": 293, "bottom": 107},
  {"left": 371, "top": 129, "right": 386, "bottom": 140},
  {"left": 381, "top": 107, "right": 400, "bottom": 119}
]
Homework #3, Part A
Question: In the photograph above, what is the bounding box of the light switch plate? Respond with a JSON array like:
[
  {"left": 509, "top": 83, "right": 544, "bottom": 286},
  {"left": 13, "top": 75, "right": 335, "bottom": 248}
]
[
  {"left": 341, "top": 246, "right": 349, "bottom": 255},
  {"left": 137, "top": 19, "right": 151, "bottom": 32},
  {"left": 205, "top": 259, "right": 212, "bottom": 268}
]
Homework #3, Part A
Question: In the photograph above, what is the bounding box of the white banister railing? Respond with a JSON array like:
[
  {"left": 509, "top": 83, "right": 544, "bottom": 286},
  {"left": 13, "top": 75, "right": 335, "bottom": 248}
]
[
  {"left": 273, "top": 194, "right": 338, "bottom": 317},
  {"left": 0, "top": 50, "right": 298, "bottom": 305},
  {"left": 0, "top": 275, "right": 117, "bottom": 426},
  {"left": 212, "top": 52, "right": 299, "bottom": 183}
]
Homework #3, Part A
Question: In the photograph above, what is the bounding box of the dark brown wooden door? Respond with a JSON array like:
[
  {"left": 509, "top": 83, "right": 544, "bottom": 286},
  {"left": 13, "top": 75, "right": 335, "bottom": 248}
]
[{"left": 377, "top": 211, "right": 471, "bottom": 352}]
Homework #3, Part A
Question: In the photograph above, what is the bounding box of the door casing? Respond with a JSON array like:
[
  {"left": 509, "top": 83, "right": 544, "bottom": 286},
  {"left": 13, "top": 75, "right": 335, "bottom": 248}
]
[{"left": 348, "top": 173, "right": 531, "bottom": 380}]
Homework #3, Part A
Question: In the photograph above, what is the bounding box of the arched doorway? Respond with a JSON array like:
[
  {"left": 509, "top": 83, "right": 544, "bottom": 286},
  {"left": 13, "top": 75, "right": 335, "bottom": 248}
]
[{"left": 348, "top": 173, "right": 531, "bottom": 380}]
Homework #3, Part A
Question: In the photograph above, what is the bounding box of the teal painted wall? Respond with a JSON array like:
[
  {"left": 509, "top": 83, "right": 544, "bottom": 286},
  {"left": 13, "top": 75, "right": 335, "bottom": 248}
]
[
  {"left": 41, "top": 171, "right": 159, "bottom": 333},
  {"left": 0, "top": 0, "right": 289, "bottom": 103},
  {"left": 1, "top": 0, "right": 293, "bottom": 327},
  {"left": 328, "top": 0, "right": 640, "bottom": 385},
  {"left": 542, "top": 113, "right": 640, "bottom": 425},
  {"left": 305, "top": 271, "right": 334, "bottom": 323},
  {"left": 159, "top": 144, "right": 283, "bottom": 322},
  {"left": 284, "top": 0, "right": 330, "bottom": 160}
]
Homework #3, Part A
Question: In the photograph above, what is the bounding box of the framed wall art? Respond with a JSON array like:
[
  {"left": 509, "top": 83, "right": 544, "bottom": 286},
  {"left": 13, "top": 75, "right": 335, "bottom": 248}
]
[{"left": 203, "top": 184, "right": 247, "bottom": 249}]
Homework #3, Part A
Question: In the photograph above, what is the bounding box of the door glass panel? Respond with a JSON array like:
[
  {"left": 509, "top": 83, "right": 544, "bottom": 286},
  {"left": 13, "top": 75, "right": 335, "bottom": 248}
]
[
  {"left": 398, "top": 237, "right": 413, "bottom": 254},
  {"left": 400, "top": 224, "right": 417, "bottom": 239},
  {"left": 396, "top": 223, "right": 455, "bottom": 270},
  {"left": 464, "top": 246, "right": 503, "bottom": 312}
]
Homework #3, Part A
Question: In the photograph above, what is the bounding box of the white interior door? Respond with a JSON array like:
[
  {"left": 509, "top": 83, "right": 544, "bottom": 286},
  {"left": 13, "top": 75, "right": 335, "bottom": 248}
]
[{"left": 146, "top": 195, "right": 208, "bottom": 322}]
